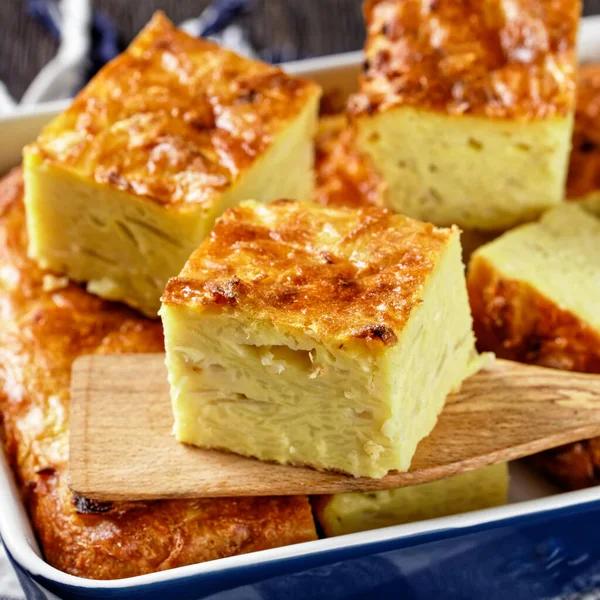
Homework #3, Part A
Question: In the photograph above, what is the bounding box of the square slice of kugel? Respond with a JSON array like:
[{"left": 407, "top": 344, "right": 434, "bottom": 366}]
[
  {"left": 348, "top": 0, "right": 580, "bottom": 231},
  {"left": 467, "top": 203, "right": 600, "bottom": 372},
  {"left": 23, "top": 12, "right": 320, "bottom": 317},
  {"left": 160, "top": 200, "right": 481, "bottom": 478}
]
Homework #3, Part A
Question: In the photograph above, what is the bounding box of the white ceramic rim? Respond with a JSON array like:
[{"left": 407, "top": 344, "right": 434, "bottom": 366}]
[{"left": 2, "top": 14, "right": 600, "bottom": 589}]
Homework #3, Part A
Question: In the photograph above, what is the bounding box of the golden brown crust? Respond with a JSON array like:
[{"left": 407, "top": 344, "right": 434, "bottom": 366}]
[
  {"left": 349, "top": 0, "right": 579, "bottom": 120},
  {"left": 313, "top": 115, "right": 385, "bottom": 208},
  {"left": 567, "top": 64, "right": 600, "bottom": 198},
  {"left": 26, "top": 12, "right": 319, "bottom": 209},
  {"left": 467, "top": 255, "right": 600, "bottom": 371},
  {"left": 162, "top": 200, "right": 454, "bottom": 351},
  {"left": 0, "top": 169, "right": 316, "bottom": 579},
  {"left": 31, "top": 477, "right": 314, "bottom": 579}
]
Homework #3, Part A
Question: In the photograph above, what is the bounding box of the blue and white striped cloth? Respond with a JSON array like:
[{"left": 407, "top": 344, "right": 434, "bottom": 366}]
[{"left": 0, "top": 0, "right": 301, "bottom": 115}]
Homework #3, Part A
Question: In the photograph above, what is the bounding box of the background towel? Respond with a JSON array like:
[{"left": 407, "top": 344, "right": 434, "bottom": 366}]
[{"left": 0, "top": 548, "right": 25, "bottom": 600}]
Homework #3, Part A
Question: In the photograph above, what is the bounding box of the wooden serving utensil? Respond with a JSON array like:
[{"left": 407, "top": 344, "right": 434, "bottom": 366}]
[{"left": 68, "top": 354, "right": 600, "bottom": 501}]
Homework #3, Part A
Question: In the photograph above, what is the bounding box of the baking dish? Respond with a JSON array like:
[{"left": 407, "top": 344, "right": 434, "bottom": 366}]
[{"left": 3, "top": 16, "right": 600, "bottom": 599}]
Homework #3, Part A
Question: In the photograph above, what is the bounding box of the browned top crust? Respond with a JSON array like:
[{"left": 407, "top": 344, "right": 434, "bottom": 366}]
[
  {"left": 26, "top": 12, "right": 319, "bottom": 209},
  {"left": 314, "top": 115, "right": 385, "bottom": 208},
  {"left": 349, "top": 0, "right": 579, "bottom": 120},
  {"left": 0, "top": 169, "right": 316, "bottom": 579},
  {"left": 567, "top": 64, "right": 600, "bottom": 198},
  {"left": 162, "top": 200, "right": 454, "bottom": 352}
]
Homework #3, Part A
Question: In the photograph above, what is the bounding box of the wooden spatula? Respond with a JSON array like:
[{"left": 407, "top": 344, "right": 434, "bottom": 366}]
[{"left": 68, "top": 353, "right": 600, "bottom": 501}]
